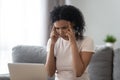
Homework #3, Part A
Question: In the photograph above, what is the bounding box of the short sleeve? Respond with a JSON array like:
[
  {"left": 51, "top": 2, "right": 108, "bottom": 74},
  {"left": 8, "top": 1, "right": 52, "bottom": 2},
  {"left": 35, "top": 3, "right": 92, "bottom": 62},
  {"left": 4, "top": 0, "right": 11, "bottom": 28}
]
[
  {"left": 80, "top": 37, "right": 94, "bottom": 52},
  {"left": 46, "top": 38, "right": 51, "bottom": 53},
  {"left": 46, "top": 38, "right": 57, "bottom": 57}
]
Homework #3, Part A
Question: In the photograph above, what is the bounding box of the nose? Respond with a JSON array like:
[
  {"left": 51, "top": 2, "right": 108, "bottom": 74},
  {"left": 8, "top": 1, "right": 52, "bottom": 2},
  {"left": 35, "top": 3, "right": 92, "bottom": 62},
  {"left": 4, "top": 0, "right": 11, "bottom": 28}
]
[{"left": 59, "top": 29, "right": 64, "bottom": 35}]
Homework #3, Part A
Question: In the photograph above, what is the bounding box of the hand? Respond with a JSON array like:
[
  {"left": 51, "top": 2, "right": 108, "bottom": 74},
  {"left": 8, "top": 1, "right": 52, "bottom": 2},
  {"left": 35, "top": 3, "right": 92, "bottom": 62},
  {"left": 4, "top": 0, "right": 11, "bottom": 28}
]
[
  {"left": 66, "top": 23, "right": 76, "bottom": 43},
  {"left": 50, "top": 26, "right": 59, "bottom": 44}
]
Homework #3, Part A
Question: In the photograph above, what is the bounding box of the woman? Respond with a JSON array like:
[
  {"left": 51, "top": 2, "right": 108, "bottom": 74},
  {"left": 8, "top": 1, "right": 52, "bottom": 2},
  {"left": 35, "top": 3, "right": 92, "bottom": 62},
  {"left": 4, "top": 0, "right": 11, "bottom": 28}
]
[{"left": 45, "top": 5, "right": 94, "bottom": 80}]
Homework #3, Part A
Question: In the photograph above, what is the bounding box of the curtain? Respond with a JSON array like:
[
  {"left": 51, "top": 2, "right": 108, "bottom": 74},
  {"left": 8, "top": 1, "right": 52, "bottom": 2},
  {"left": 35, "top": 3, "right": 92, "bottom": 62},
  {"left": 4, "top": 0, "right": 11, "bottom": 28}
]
[
  {"left": 0, "top": 0, "right": 65, "bottom": 74},
  {"left": 0, "top": 0, "right": 47, "bottom": 74}
]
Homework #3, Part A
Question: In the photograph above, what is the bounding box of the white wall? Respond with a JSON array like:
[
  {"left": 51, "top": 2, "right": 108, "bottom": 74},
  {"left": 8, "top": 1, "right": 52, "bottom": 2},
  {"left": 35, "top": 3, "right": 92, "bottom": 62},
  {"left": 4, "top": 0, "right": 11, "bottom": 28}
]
[{"left": 66, "top": 0, "right": 120, "bottom": 48}]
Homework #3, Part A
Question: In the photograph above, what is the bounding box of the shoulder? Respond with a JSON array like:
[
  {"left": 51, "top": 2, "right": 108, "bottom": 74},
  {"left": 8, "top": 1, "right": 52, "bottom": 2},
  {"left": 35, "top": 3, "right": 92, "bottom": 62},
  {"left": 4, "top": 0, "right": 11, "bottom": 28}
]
[
  {"left": 80, "top": 36, "right": 94, "bottom": 52},
  {"left": 83, "top": 36, "right": 94, "bottom": 45},
  {"left": 77, "top": 36, "right": 94, "bottom": 44},
  {"left": 83, "top": 36, "right": 93, "bottom": 41},
  {"left": 84, "top": 36, "right": 94, "bottom": 45}
]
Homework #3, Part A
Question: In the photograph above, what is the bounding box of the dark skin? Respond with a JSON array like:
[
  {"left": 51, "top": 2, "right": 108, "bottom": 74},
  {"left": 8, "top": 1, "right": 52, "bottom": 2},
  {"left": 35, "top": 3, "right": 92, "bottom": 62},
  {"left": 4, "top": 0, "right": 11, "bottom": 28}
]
[{"left": 45, "top": 20, "right": 93, "bottom": 77}]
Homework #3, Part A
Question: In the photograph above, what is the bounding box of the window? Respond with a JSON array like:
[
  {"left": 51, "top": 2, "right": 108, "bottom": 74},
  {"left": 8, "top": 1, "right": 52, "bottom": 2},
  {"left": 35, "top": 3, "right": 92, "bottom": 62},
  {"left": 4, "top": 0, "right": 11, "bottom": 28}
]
[{"left": 0, "top": 0, "right": 48, "bottom": 74}]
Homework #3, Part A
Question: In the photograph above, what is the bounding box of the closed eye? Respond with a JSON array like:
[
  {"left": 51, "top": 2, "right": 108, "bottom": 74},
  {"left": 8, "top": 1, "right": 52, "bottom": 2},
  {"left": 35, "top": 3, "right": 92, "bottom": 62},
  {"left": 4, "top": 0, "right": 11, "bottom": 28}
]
[
  {"left": 55, "top": 26, "right": 68, "bottom": 30},
  {"left": 62, "top": 27, "right": 68, "bottom": 29}
]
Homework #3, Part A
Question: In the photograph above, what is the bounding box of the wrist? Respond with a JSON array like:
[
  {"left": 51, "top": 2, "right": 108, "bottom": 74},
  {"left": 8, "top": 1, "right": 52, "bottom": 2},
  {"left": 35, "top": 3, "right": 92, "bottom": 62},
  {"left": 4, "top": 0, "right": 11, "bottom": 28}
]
[
  {"left": 70, "top": 38, "right": 76, "bottom": 45},
  {"left": 70, "top": 40, "right": 78, "bottom": 48},
  {"left": 50, "top": 42, "right": 56, "bottom": 47}
]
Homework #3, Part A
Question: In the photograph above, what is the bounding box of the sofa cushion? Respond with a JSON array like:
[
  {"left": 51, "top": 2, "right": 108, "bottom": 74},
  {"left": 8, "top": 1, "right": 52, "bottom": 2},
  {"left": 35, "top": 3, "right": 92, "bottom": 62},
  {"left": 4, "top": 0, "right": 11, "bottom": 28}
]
[
  {"left": 12, "top": 45, "right": 47, "bottom": 63},
  {"left": 0, "top": 74, "right": 10, "bottom": 80},
  {"left": 88, "top": 47, "right": 113, "bottom": 80},
  {"left": 113, "top": 48, "right": 120, "bottom": 80}
]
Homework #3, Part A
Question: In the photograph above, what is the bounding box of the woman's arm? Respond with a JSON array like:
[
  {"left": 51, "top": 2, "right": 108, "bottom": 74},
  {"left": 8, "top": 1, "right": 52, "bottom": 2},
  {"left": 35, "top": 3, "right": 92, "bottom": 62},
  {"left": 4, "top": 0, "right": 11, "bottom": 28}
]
[
  {"left": 45, "top": 26, "right": 58, "bottom": 77},
  {"left": 70, "top": 41, "right": 93, "bottom": 77},
  {"left": 66, "top": 24, "right": 93, "bottom": 77},
  {"left": 45, "top": 43, "right": 56, "bottom": 77}
]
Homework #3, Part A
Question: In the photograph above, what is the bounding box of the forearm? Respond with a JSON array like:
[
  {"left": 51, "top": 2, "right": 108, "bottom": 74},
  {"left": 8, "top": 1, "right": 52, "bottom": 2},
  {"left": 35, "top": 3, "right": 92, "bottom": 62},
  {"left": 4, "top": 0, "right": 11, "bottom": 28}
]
[
  {"left": 70, "top": 41, "right": 85, "bottom": 77},
  {"left": 45, "top": 43, "right": 56, "bottom": 77}
]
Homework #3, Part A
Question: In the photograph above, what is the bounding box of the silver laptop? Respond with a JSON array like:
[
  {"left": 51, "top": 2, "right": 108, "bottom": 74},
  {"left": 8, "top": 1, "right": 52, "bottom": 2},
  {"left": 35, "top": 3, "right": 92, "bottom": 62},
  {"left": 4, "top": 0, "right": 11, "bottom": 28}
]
[{"left": 8, "top": 63, "right": 47, "bottom": 80}]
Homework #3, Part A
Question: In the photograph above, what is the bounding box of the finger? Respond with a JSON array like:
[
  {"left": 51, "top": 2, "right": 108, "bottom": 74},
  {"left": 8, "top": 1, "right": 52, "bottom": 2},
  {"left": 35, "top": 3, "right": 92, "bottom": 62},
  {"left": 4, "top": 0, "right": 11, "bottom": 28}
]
[
  {"left": 68, "top": 26, "right": 73, "bottom": 33},
  {"left": 53, "top": 25, "right": 58, "bottom": 33},
  {"left": 51, "top": 26, "right": 56, "bottom": 34},
  {"left": 66, "top": 31, "right": 70, "bottom": 35},
  {"left": 68, "top": 23, "right": 73, "bottom": 32},
  {"left": 53, "top": 25, "right": 56, "bottom": 31},
  {"left": 68, "top": 22, "right": 73, "bottom": 28},
  {"left": 51, "top": 25, "right": 55, "bottom": 31},
  {"left": 69, "top": 27, "right": 73, "bottom": 32}
]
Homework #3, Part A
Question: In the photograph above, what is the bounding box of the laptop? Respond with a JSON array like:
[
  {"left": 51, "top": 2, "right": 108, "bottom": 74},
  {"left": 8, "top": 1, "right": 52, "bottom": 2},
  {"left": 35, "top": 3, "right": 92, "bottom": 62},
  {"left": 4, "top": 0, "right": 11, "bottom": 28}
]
[{"left": 8, "top": 63, "right": 48, "bottom": 80}]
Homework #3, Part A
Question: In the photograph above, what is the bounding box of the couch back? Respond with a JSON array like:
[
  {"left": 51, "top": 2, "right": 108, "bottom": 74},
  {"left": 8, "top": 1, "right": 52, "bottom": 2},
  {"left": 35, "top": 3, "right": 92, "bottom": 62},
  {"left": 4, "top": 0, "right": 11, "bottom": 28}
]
[
  {"left": 12, "top": 45, "right": 120, "bottom": 80},
  {"left": 12, "top": 45, "right": 47, "bottom": 63},
  {"left": 12, "top": 45, "right": 55, "bottom": 80}
]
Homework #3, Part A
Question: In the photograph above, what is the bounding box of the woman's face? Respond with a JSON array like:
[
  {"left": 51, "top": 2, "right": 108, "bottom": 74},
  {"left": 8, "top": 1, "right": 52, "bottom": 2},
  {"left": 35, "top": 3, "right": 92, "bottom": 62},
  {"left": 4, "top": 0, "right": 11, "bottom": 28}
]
[{"left": 53, "top": 20, "right": 72, "bottom": 40}]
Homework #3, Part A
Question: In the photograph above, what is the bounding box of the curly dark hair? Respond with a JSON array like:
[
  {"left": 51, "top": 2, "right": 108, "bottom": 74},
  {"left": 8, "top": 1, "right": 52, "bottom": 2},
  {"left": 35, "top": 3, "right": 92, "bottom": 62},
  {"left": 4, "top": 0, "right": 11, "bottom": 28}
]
[{"left": 50, "top": 5, "right": 85, "bottom": 40}]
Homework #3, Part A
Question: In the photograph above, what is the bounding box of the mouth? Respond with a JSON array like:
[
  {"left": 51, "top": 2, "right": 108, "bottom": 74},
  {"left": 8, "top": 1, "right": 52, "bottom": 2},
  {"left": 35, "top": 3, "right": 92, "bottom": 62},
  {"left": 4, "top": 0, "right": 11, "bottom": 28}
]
[{"left": 60, "top": 35, "right": 69, "bottom": 40}]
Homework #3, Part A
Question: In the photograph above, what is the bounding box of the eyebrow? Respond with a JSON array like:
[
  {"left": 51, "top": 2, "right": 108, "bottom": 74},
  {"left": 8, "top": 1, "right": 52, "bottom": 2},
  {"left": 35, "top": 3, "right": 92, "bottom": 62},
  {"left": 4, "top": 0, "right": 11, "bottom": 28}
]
[
  {"left": 54, "top": 25, "right": 68, "bottom": 28},
  {"left": 55, "top": 26, "right": 68, "bottom": 29}
]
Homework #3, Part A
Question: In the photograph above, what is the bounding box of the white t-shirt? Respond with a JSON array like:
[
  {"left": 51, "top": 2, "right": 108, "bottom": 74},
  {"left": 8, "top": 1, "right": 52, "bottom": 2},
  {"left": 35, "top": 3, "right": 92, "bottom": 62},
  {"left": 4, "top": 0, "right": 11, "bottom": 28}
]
[{"left": 47, "top": 36, "right": 94, "bottom": 80}]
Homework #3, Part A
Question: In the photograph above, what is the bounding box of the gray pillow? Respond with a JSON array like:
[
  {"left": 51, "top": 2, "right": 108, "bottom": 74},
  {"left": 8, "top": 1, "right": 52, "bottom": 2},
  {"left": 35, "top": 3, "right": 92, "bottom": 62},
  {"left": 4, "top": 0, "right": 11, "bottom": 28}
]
[
  {"left": 12, "top": 45, "right": 47, "bottom": 63},
  {"left": 0, "top": 74, "right": 10, "bottom": 80},
  {"left": 113, "top": 48, "right": 120, "bottom": 80},
  {"left": 88, "top": 47, "right": 113, "bottom": 80}
]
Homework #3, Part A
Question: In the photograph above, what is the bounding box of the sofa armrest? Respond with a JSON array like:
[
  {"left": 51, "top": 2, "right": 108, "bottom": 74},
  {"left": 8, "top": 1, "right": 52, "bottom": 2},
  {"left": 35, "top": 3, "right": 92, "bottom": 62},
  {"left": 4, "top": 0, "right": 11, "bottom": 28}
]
[
  {"left": 113, "top": 48, "right": 120, "bottom": 80},
  {"left": 88, "top": 47, "right": 113, "bottom": 80}
]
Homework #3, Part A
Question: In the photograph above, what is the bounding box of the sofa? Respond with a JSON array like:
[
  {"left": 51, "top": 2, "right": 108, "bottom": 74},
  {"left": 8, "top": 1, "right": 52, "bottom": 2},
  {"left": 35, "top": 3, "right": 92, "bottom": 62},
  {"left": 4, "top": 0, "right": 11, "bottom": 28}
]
[
  {"left": 0, "top": 45, "right": 120, "bottom": 80},
  {"left": 88, "top": 46, "right": 120, "bottom": 80}
]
